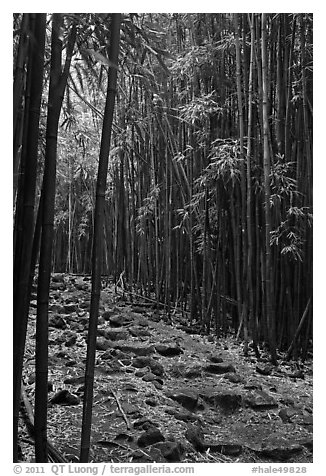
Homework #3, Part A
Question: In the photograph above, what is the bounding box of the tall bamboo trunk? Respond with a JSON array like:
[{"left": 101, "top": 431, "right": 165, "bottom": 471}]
[
  {"left": 13, "top": 13, "right": 46, "bottom": 462},
  {"left": 13, "top": 14, "right": 30, "bottom": 201},
  {"left": 234, "top": 13, "right": 248, "bottom": 350},
  {"left": 149, "top": 119, "right": 160, "bottom": 302},
  {"left": 246, "top": 13, "right": 257, "bottom": 353},
  {"left": 34, "top": 14, "right": 76, "bottom": 461},
  {"left": 261, "top": 13, "right": 277, "bottom": 364},
  {"left": 80, "top": 14, "right": 121, "bottom": 463}
]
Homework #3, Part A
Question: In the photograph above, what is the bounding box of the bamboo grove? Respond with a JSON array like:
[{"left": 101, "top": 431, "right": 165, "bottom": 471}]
[{"left": 13, "top": 12, "right": 312, "bottom": 460}]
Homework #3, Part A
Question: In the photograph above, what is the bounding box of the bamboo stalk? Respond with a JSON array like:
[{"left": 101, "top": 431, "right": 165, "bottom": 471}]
[
  {"left": 261, "top": 13, "right": 277, "bottom": 364},
  {"left": 20, "top": 384, "right": 67, "bottom": 463},
  {"left": 80, "top": 14, "right": 121, "bottom": 463},
  {"left": 286, "top": 299, "right": 311, "bottom": 360}
]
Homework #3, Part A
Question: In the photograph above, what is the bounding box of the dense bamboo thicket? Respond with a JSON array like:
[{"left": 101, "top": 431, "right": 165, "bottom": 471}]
[
  {"left": 13, "top": 11, "right": 313, "bottom": 464},
  {"left": 14, "top": 13, "right": 312, "bottom": 427},
  {"left": 60, "top": 13, "right": 312, "bottom": 357}
]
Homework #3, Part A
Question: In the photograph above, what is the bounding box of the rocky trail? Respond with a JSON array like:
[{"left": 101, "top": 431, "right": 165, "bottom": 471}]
[{"left": 20, "top": 274, "right": 313, "bottom": 463}]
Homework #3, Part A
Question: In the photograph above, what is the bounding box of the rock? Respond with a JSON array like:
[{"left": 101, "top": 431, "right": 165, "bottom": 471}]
[
  {"left": 130, "top": 448, "right": 164, "bottom": 463},
  {"left": 130, "top": 450, "right": 150, "bottom": 462},
  {"left": 288, "top": 370, "right": 305, "bottom": 379},
  {"left": 257, "top": 445, "right": 303, "bottom": 461},
  {"left": 64, "top": 303, "right": 78, "bottom": 313},
  {"left": 184, "top": 365, "right": 203, "bottom": 378},
  {"left": 109, "top": 314, "right": 132, "bottom": 327},
  {"left": 49, "top": 389, "right": 80, "bottom": 406},
  {"left": 132, "top": 356, "right": 151, "bottom": 368},
  {"left": 129, "top": 326, "right": 151, "bottom": 337},
  {"left": 256, "top": 364, "right": 273, "bottom": 376},
  {"left": 49, "top": 303, "right": 65, "bottom": 313},
  {"left": 145, "top": 398, "right": 157, "bottom": 407},
  {"left": 185, "top": 424, "right": 205, "bottom": 452},
  {"left": 142, "top": 373, "right": 163, "bottom": 385},
  {"left": 169, "top": 363, "right": 186, "bottom": 378},
  {"left": 166, "top": 388, "right": 198, "bottom": 411},
  {"left": 65, "top": 334, "right": 77, "bottom": 347},
  {"left": 122, "top": 362, "right": 135, "bottom": 372},
  {"left": 290, "top": 410, "right": 313, "bottom": 428},
  {"left": 164, "top": 408, "right": 175, "bottom": 416},
  {"left": 153, "top": 441, "right": 184, "bottom": 462},
  {"left": 204, "top": 363, "right": 236, "bottom": 374},
  {"left": 279, "top": 408, "right": 297, "bottom": 423},
  {"left": 244, "top": 389, "right": 278, "bottom": 410},
  {"left": 133, "top": 417, "right": 159, "bottom": 431},
  {"left": 110, "top": 348, "right": 129, "bottom": 358},
  {"left": 244, "top": 380, "right": 263, "bottom": 391},
  {"left": 105, "top": 362, "right": 123, "bottom": 374},
  {"left": 79, "top": 300, "right": 90, "bottom": 310},
  {"left": 209, "top": 354, "right": 224, "bottom": 363},
  {"left": 115, "top": 344, "right": 155, "bottom": 356},
  {"left": 122, "top": 383, "right": 139, "bottom": 393},
  {"left": 153, "top": 381, "right": 163, "bottom": 390},
  {"left": 173, "top": 411, "right": 199, "bottom": 423},
  {"left": 105, "top": 329, "right": 129, "bottom": 341},
  {"left": 149, "top": 359, "right": 164, "bottom": 377},
  {"left": 200, "top": 391, "right": 242, "bottom": 413},
  {"left": 279, "top": 396, "right": 295, "bottom": 406},
  {"left": 114, "top": 433, "right": 134, "bottom": 443},
  {"left": 135, "top": 369, "right": 147, "bottom": 377},
  {"left": 214, "top": 393, "right": 242, "bottom": 413},
  {"left": 142, "top": 372, "right": 156, "bottom": 382},
  {"left": 102, "top": 350, "right": 130, "bottom": 363},
  {"left": 123, "top": 403, "right": 140, "bottom": 415},
  {"left": 102, "top": 310, "right": 115, "bottom": 321},
  {"left": 206, "top": 442, "right": 242, "bottom": 456},
  {"left": 224, "top": 373, "right": 244, "bottom": 384},
  {"left": 137, "top": 428, "right": 165, "bottom": 447},
  {"left": 97, "top": 328, "right": 108, "bottom": 338},
  {"left": 49, "top": 314, "right": 67, "bottom": 329},
  {"left": 299, "top": 438, "right": 313, "bottom": 452},
  {"left": 96, "top": 337, "right": 111, "bottom": 351},
  {"left": 155, "top": 344, "right": 183, "bottom": 357}
]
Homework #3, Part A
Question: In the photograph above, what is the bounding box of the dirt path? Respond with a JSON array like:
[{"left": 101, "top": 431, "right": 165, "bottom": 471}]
[{"left": 20, "top": 274, "right": 313, "bottom": 463}]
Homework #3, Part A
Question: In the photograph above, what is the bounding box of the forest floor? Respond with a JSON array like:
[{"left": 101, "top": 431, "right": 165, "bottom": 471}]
[{"left": 20, "top": 274, "right": 313, "bottom": 464}]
